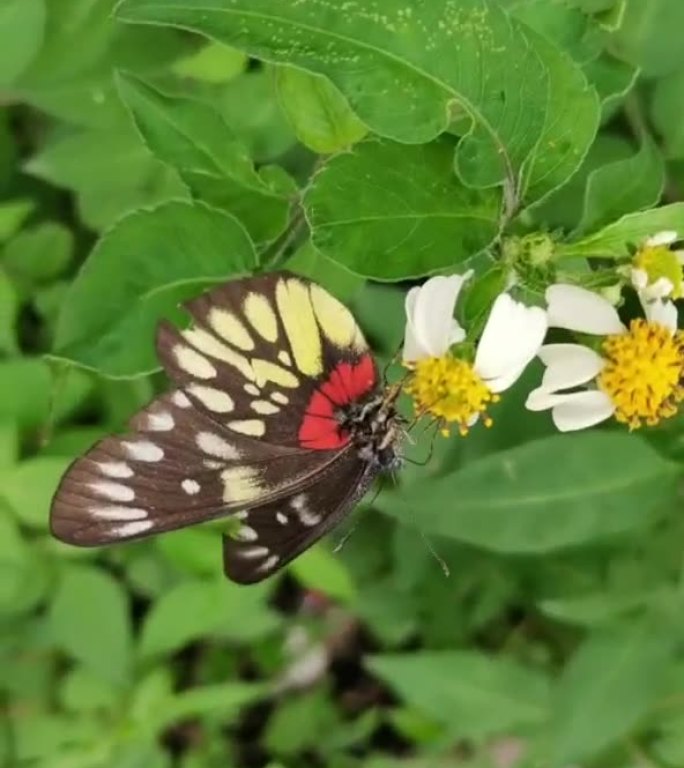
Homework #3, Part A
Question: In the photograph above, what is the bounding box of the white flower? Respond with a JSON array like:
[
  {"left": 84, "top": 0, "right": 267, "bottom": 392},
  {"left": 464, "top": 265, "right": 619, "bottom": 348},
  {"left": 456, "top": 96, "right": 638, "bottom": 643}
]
[
  {"left": 527, "top": 284, "right": 684, "bottom": 431},
  {"left": 403, "top": 274, "right": 547, "bottom": 433},
  {"left": 630, "top": 229, "right": 684, "bottom": 301}
]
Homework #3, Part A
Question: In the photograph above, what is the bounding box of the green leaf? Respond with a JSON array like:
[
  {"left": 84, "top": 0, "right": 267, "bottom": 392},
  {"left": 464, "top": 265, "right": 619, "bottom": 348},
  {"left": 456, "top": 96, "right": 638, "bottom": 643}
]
[
  {"left": 49, "top": 564, "right": 133, "bottom": 685},
  {"left": 0, "top": 456, "right": 71, "bottom": 529},
  {"left": 0, "top": 199, "right": 33, "bottom": 242},
  {"left": 2, "top": 222, "right": 73, "bottom": 288},
  {"left": 379, "top": 433, "right": 677, "bottom": 553},
  {"left": 289, "top": 545, "right": 356, "bottom": 603},
  {"left": 305, "top": 139, "right": 502, "bottom": 280},
  {"left": 0, "top": 359, "right": 93, "bottom": 431},
  {"left": 0, "top": 0, "right": 45, "bottom": 87},
  {"left": 575, "top": 135, "right": 665, "bottom": 235},
  {"left": 171, "top": 40, "right": 246, "bottom": 83},
  {"left": 611, "top": 0, "right": 684, "bottom": 77},
  {"left": 59, "top": 667, "right": 120, "bottom": 713},
  {"left": 116, "top": 0, "right": 599, "bottom": 205},
  {"left": 285, "top": 241, "right": 364, "bottom": 302},
  {"left": 153, "top": 682, "right": 266, "bottom": 730},
  {"left": 139, "top": 578, "right": 279, "bottom": 658},
  {"left": 25, "top": 127, "right": 187, "bottom": 232},
  {"left": 275, "top": 66, "right": 367, "bottom": 153},
  {"left": 546, "top": 619, "right": 675, "bottom": 765},
  {"left": 116, "top": 72, "right": 294, "bottom": 243},
  {"left": 155, "top": 527, "right": 223, "bottom": 577},
  {"left": 652, "top": 70, "right": 684, "bottom": 159},
  {"left": 52, "top": 201, "right": 257, "bottom": 378},
  {"left": 0, "top": 271, "right": 18, "bottom": 354},
  {"left": 559, "top": 202, "right": 684, "bottom": 260},
  {"left": 367, "top": 651, "right": 550, "bottom": 738}
]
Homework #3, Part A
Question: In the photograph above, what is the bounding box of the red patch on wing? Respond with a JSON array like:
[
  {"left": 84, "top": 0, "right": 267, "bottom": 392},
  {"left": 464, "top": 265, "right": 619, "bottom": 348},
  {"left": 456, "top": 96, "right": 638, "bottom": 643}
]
[{"left": 298, "top": 355, "right": 377, "bottom": 450}]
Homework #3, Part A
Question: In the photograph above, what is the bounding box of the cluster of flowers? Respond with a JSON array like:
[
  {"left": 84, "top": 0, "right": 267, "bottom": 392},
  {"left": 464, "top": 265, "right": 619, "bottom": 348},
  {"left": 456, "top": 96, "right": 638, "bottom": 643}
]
[{"left": 402, "top": 232, "right": 684, "bottom": 435}]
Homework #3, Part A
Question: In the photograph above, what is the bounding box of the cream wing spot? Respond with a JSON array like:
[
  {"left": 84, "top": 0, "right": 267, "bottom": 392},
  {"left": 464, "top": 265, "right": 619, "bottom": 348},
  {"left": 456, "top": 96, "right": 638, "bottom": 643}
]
[
  {"left": 257, "top": 554, "right": 280, "bottom": 573},
  {"left": 278, "top": 350, "right": 292, "bottom": 366},
  {"left": 96, "top": 461, "right": 133, "bottom": 479},
  {"left": 310, "top": 284, "right": 367, "bottom": 351},
  {"left": 239, "top": 545, "right": 271, "bottom": 560},
  {"left": 244, "top": 292, "right": 278, "bottom": 342},
  {"left": 252, "top": 359, "right": 298, "bottom": 388},
  {"left": 174, "top": 345, "right": 217, "bottom": 380},
  {"left": 89, "top": 482, "right": 135, "bottom": 503},
  {"left": 290, "top": 493, "right": 321, "bottom": 527},
  {"left": 250, "top": 400, "right": 280, "bottom": 415},
  {"left": 90, "top": 505, "right": 148, "bottom": 521},
  {"left": 244, "top": 383, "right": 260, "bottom": 396},
  {"left": 276, "top": 278, "right": 323, "bottom": 376},
  {"left": 182, "top": 479, "right": 201, "bottom": 495},
  {"left": 228, "top": 419, "right": 265, "bottom": 437},
  {"left": 122, "top": 440, "right": 164, "bottom": 462},
  {"left": 182, "top": 328, "right": 255, "bottom": 381},
  {"left": 112, "top": 520, "right": 153, "bottom": 537},
  {"left": 235, "top": 525, "right": 258, "bottom": 542},
  {"left": 146, "top": 411, "right": 175, "bottom": 431},
  {"left": 172, "top": 391, "right": 192, "bottom": 408},
  {"left": 187, "top": 384, "right": 234, "bottom": 413},
  {"left": 196, "top": 432, "right": 241, "bottom": 460},
  {"left": 276, "top": 511, "right": 289, "bottom": 525},
  {"left": 271, "top": 391, "right": 289, "bottom": 405},
  {"left": 221, "top": 466, "right": 263, "bottom": 503},
  {"left": 208, "top": 308, "right": 254, "bottom": 351}
]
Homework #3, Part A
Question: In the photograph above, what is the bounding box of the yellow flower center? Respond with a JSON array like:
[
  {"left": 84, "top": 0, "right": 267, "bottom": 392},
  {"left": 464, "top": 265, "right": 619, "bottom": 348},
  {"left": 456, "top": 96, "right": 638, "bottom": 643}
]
[
  {"left": 633, "top": 243, "right": 683, "bottom": 298},
  {"left": 597, "top": 319, "right": 684, "bottom": 429},
  {"left": 404, "top": 355, "right": 499, "bottom": 436}
]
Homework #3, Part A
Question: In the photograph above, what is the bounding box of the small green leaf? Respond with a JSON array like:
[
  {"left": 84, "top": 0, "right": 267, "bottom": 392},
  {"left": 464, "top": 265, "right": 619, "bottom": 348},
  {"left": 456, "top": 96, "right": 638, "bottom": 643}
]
[
  {"left": 380, "top": 432, "right": 677, "bottom": 552},
  {"left": 2, "top": 222, "right": 73, "bottom": 288},
  {"left": 576, "top": 135, "right": 665, "bottom": 235},
  {"left": 275, "top": 66, "right": 367, "bottom": 153},
  {"left": 559, "top": 202, "right": 684, "bottom": 260},
  {"left": 171, "top": 40, "right": 246, "bottom": 83},
  {"left": 49, "top": 564, "right": 133, "bottom": 685},
  {"left": 116, "top": 72, "right": 294, "bottom": 243},
  {"left": 0, "top": 0, "right": 45, "bottom": 87},
  {"left": 0, "top": 271, "right": 18, "bottom": 354},
  {"left": 154, "top": 682, "right": 266, "bottom": 730},
  {"left": 0, "top": 199, "right": 33, "bottom": 242},
  {"left": 52, "top": 201, "right": 257, "bottom": 378},
  {"left": 652, "top": 69, "right": 684, "bottom": 159},
  {"left": 0, "top": 456, "right": 71, "bottom": 529},
  {"left": 367, "top": 651, "right": 550, "bottom": 738},
  {"left": 306, "top": 138, "right": 502, "bottom": 280},
  {"left": 285, "top": 241, "right": 364, "bottom": 302},
  {"left": 546, "top": 619, "right": 675, "bottom": 764},
  {"left": 289, "top": 545, "right": 356, "bottom": 603}
]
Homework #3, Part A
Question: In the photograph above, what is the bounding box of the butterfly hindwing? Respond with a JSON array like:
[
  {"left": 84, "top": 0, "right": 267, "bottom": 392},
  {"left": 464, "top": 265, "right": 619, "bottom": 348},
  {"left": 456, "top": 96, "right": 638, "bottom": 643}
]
[
  {"left": 156, "top": 272, "right": 377, "bottom": 449},
  {"left": 223, "top": 450, "right": 378, "bottom": 584},
  {"left": 50, "top": 389, "right": 343, "bottom": 546}
]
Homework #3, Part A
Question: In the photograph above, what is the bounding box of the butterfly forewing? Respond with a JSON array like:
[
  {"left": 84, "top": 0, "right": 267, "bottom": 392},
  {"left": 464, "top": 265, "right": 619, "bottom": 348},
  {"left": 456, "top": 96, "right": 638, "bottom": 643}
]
[{"left": 50, "top": 271, "right": 389, "bottom": 581}]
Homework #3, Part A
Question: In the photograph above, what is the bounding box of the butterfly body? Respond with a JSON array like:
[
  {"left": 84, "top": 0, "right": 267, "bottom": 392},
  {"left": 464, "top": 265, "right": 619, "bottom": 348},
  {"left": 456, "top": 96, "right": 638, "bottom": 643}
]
[{"left": 50, "top": 271, "right": 403, "bottom": 583}]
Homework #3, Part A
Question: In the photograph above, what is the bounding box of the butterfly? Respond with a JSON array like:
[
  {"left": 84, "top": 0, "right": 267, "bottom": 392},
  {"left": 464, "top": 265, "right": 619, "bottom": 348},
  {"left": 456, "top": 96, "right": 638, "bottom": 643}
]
[{"left": 50, "top": 271, "right": 404, "bottom": 584}]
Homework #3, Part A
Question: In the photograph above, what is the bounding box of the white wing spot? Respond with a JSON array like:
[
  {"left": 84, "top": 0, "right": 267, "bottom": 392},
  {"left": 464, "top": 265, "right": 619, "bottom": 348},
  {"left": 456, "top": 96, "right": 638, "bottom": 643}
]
[
  {"left": 221, "top": 466, "right": 263, "bottom": 503},
  {"left": 196, "top": 431, "right": 241, "bottom": 460},
  {"left": 90, "top": 505, "right": 147, "bottom": 521},
  {"left": 123, "top": 440, "right": 164, "bottom": 462},
  {"left": 188, "top": 384, "right": 234, "bottom": 413},
  {"left": 250, "top": 400, "right": 280, "bottom": 415},
  {"left": 244, "top": 383, "right": 260, "bottom": 396},
  {"left": 203, "top": 459, "right": 224, "bottom": 469},
  {"left": 236, "top": 525, "right": 258, "bottom": 542},
  {"left": 89, "top": 482, "right": 135, "bottom": 502},
  {"left": 97, "top": 461, "right": 133, "bottom": 479},
  {"left": 208, "top": 308, "right": 254, "bottom": 351},
  {"left": 172, "top": 391, "right": 192, "bottom": 408},
  {"left": 257, "top": 554, "right": 280, "bottom": 573},
  {"left": 290, "top": 493, "right": 321, "bottom": 526},
  {"left": 276, "top": 511, "right": 289, "bottom": 525},
  {"left": 112, "top": 520, "right": 153, "bottom": 537},
  {"left": 182, "top": 478, "right": 201, "bottom": 495},
  {"left": 239, "top": 545, "right": 270, "bottom": 559},
  {"left": 146, "top": 411, "right": 174, "bottom": 431},
  {"left": 174, "top": 344, "right": 217, "bottom": 379},
  {"left": 182, "top": 328, "right": 255, "bottom": 381},
  {"left": 271, "top": 392, "right": 289, "bottom": 405},
  {"left": 234, "top": 510, "right": 249, "bottom": 520},
  {"left": 278, "top": 350, "right": 292, "bottom": 366}
]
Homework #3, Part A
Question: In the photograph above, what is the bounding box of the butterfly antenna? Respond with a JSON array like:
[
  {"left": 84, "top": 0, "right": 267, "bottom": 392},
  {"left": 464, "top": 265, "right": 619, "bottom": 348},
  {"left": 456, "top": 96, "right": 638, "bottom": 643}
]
[
  {"left": 333, "top": 523, "right": 357, "bottom": 554},
  {"left": 421, "top": 531, "right": 450, "bottom": 577}
]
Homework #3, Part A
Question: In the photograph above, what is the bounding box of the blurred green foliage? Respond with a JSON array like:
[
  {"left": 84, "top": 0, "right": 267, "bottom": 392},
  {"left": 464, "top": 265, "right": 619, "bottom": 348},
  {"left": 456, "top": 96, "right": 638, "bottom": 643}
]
[{"left": 3, "top": 2, "right": 684, "bottom": 768}]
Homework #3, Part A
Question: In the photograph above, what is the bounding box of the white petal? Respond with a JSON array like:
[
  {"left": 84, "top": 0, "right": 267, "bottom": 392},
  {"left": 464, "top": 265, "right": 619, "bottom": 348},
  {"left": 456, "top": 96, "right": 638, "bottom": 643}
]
[
  {"left": 647, "top": 277, "right": 674, "bottom": 299},
  {"left": 475, "top": 295, "right": 547, "bottom": 388},
  {"left": 403, "top": 274, "right": 470, "bottom": 360},
  {"left": 644, "top": 299, "right": 678, "bottom": 333},
  {"left": 487, "top": 361, "right": 528, "bottom": 393},
  {"left": 538, "top": 343, "right": 604, "bottom": 392},
  {"left": 631, "top": 268, "right": 648, "bottom": 290},
  {"left": 402, "top": 287, "right": 426, "bottom": 362},
  {"left": 525, "top": 387, "right": 568, "bottom": 412},
  {"left": 546, "top": 284, "right": 625, "bottom": 335},
  {"left": 549, "top": 390, "right": 615, "bottom": 432},
  {"left": 646, "top": 230, "right": 677, "bottom": 247}
]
